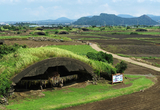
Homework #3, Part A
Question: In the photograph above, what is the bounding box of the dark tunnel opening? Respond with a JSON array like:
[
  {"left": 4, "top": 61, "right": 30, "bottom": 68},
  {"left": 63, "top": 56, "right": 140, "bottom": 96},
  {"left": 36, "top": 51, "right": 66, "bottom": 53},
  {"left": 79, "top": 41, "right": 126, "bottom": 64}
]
[{"left": 14, "top": 66, "right": 92, "bottom": 92}]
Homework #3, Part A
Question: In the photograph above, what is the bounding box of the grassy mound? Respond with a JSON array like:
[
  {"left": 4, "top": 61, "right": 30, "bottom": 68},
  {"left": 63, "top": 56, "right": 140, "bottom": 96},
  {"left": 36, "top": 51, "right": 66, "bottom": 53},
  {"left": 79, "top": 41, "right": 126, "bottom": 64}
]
[{"left": 0, "top": 47, "right": 116, "bottom": 95}]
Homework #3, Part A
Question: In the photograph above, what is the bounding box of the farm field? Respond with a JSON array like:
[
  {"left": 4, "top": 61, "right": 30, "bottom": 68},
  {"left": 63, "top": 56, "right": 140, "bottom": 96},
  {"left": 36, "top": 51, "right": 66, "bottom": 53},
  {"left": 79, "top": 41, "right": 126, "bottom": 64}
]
[
  {"left": 81, "top": 34, "right": 160, "bottom": 66},
  {"left": 1, "top": 26, "right": 160, "bottom": 110},
  {"left": 4, "top": 39, "right": 83, "bottom": 48}
]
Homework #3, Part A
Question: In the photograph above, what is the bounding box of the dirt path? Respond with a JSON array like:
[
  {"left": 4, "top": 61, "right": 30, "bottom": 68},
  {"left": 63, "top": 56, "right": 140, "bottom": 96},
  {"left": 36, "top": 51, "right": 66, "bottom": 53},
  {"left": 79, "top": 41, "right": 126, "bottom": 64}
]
[
  {"left": 90, "top": 43, "right": 160, "bottom": 72},
  {"left": 62, "top": 44, "right": 160, "bottom": 110}
]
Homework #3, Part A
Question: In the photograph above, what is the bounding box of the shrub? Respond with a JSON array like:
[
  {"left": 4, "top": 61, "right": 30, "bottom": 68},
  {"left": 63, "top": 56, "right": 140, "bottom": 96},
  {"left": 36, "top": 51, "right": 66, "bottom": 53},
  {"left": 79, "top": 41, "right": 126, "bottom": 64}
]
[
  {"left": 126, "top": 26, "right": 131, "bottom": 30},
  {"left": 0, "top": 43, "right": 27, "bottom": 58},
  {"left": 115, "top": 61, "right": 127, "bottom": 73},
  {"left": 0, "top": 74, "right": 11, "bottom": 95},
  {"left": 97, "top": 51, "right": 113, "bottom": 64},
  {"left": 86, "top": 52, "right": 97, "bottom": 60},
  {"left": 86, "top": 51, "right": 113, "bottom": 64},
  {"left": 55, "top": 31, "right": 59, "bottom": 34},
  {"left": 45, "top": 32, "right": 49, "bottom": 36},
  {"left": 17, "top": 31, "right": 21, "bottom": 34}
]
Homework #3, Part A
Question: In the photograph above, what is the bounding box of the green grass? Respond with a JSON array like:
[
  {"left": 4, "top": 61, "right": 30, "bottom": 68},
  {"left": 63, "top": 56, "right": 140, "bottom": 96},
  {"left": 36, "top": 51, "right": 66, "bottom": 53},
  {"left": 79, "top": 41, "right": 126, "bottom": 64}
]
[
  {"left": 138, "top": 32, "right": 160, "bottom": 35},
  {"left": 6, "top": 74, "right": 154, "bottom": 110},
  {"left": 0, "top": 35, "right": 72, "bottom": 41},
  {"left": 117, "top": 54, "right": 132, "bottom": 57},
  {"left": 48, "top": 45, "right": 98, "bottom": 55},
  {"left": 0, "top": 35, "right": 46, "bottom": 39},
  {"left": 0, "top": 32, "right": 6, "bottom": 34}
]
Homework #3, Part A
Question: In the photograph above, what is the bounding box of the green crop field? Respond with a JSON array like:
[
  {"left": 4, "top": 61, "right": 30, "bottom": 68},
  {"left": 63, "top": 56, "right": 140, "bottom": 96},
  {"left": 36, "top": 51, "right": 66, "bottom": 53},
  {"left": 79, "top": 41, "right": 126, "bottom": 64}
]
[{"left": 48, "top": 45, "right": 98, "bottom": 55}]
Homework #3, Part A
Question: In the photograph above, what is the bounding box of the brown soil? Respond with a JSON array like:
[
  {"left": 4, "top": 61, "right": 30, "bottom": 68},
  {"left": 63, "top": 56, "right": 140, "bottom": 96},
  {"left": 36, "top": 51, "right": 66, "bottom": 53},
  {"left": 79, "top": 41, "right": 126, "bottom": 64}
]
[
  {"left": 144, "top": 59, "right": 160, "bottom": 65},
  {"left": 66, "top": 35, "right": 104, "bottom": 39},
  {"left": 88, "top": 39, "right": 160, "bottom": 57},
  {"left": 112, "top": 83, "right": 132, "bottom": 89},
  {"left": 113, "top": 58, "right": 160, "bottom": 75},
  {"left": 4, "top": 40, "right": 84, "bottom": 48},
  {"left": 99, "top": 34, "right": 160, "bottom": 39}
]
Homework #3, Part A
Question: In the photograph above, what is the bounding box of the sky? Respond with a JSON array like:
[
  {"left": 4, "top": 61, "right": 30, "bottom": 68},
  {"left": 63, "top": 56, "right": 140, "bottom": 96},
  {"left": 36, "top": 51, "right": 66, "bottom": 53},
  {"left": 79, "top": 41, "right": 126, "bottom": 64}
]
[{"left": 0, "top": 0, "right": 160, "bottom": 21}]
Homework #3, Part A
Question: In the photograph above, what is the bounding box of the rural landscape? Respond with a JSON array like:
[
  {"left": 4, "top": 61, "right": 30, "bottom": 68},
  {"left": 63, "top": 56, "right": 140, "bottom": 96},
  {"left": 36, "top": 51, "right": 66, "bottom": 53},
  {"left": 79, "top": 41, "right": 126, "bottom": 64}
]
[
  {"left": 0, "top": 21, "right": 160, "bottom": 110},
  {"left": 1, "top": 1, "right": 160, "bottom": 109}
]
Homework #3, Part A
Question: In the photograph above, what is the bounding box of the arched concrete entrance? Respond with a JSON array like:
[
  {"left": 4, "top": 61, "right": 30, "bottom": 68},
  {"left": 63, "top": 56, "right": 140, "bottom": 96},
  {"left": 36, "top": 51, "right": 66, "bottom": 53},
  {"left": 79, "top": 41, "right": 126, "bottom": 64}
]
[{"left": 11, "top": 57, "right": 96, "bottom": 90}]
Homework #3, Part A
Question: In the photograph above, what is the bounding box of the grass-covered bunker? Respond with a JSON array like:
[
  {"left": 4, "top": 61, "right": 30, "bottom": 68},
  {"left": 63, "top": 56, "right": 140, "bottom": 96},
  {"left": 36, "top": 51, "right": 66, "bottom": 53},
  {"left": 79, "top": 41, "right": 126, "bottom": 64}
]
[
  {"left": 11, "top": 57, "right": 95, "bottom": 91},
  {"left": 0, "top": 46, "right": 116, "bottom": 95}
]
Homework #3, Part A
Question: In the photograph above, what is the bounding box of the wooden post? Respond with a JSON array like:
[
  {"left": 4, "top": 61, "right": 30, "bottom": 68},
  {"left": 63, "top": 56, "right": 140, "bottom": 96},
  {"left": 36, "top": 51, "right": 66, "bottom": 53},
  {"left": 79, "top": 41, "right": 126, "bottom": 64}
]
[{"left": 112, "top": 74, "right": 113, "bottom": 85}]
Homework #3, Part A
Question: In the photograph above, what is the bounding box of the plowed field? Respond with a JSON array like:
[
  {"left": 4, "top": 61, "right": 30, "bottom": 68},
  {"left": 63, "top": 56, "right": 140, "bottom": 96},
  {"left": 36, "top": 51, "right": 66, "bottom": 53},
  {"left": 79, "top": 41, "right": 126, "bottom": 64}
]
[
  {"left": 88, "top": 39, "right": 160, "bottom": 57},
  {"left": 4, "top": 40, "right": 83, "bottom": 48}
]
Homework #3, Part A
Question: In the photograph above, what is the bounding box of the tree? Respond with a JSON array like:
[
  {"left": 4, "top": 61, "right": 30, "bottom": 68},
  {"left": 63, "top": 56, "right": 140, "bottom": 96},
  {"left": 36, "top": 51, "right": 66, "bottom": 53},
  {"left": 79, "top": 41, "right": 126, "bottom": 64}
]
[
  {"left": 86, "top": 51, "right": 113, "bottom": 64},
  {"left": 126, "top": 26, "right": 131, "bottom": 30},
  {"left": 100, "top": 27, "right": 105, "bottom": 31},
  {"left": 115, "top": 61, "right": 127, "bottom": 73}
]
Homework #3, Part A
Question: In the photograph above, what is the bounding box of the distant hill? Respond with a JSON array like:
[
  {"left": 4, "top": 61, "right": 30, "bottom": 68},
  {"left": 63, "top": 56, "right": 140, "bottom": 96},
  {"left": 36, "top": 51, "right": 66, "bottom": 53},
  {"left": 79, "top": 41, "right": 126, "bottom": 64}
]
[
  {"left": 30, "top": 17, "right": 75, "bottom": 24},
  {"left": 54, "top": 17, "right": 74, "bottom": 22},
  {"left": 117, "top": 14, "right": 134, "bottom": 18},
  {"left": 73, "top": 13, "right": 158, "bottom": 26},
  {"left": 147, "top": 15, "right": 160, "bottom": 22},
  {"left": 85, "top": 16, "right": 93, "bottom": 18}
]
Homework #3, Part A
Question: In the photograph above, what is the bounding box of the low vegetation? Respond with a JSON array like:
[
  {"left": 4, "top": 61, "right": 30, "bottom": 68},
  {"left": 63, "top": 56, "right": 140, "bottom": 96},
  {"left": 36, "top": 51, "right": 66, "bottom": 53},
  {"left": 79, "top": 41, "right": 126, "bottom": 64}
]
[
  {"left": 0, "top": 43, "right": 27, "bottom": 58},
  {"left": 86, "top": 51, "right": 113, "bottom": 64},
  {"left": 6, "top": 74, "right": 155, "bottom": 110},
  {"left": 115, "top": 61, "right": 127, "bottom": 73}
]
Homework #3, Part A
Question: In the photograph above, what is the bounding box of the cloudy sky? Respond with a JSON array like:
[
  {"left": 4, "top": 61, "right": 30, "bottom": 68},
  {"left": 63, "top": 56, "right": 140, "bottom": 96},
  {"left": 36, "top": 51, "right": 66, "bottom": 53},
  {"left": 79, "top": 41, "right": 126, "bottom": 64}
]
[{"left": 0, "top": 0, "right": 160, "bottom": 21}]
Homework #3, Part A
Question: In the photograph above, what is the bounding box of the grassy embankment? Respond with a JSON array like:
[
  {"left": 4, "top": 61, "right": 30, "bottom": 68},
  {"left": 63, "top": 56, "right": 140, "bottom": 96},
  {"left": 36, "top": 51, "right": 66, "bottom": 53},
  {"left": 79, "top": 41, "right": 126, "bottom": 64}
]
[
  {"left": 5, "top": 74, "right": 155, "bottom": 110},
  {"left": 0, "top": 45, "right": 116, "bottom": 94}
]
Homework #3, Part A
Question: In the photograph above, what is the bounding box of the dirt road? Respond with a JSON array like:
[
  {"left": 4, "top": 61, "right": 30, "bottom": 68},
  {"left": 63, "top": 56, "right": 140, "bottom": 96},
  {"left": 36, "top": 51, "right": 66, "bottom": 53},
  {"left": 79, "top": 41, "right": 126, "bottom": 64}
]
[
  {"left": 62, "top": 43, "right": 160, "bottom": 110},
  {"left": 90, "top": 43, "right": 160, "bottom": 72}
]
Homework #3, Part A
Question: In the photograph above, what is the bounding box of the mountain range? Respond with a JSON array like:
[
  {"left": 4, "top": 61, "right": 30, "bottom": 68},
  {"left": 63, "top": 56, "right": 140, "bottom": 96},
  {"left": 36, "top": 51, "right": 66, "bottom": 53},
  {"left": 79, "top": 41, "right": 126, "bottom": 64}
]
[
  {"left": 117, "top": 14, "right": 160, "bottom": 22},
  {"left": 74, "top": 13, "right": 158, "bottom": 25},
  {"left": 1, "top": 14, "right": 160, "bottom": 25}
]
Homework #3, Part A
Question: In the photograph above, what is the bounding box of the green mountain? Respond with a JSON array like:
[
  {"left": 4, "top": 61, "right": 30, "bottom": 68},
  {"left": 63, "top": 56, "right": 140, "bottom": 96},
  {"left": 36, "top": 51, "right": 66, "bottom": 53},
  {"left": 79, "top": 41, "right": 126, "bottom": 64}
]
[{"left": 73, "top": 13, "right": 158, "bottom": 25}]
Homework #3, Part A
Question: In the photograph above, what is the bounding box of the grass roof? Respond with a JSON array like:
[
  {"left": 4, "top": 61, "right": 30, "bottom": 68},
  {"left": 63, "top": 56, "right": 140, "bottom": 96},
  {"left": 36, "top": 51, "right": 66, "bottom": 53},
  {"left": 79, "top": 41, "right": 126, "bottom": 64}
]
[{"left": 0, "top": 47, "right": 116, "bottom": 95}]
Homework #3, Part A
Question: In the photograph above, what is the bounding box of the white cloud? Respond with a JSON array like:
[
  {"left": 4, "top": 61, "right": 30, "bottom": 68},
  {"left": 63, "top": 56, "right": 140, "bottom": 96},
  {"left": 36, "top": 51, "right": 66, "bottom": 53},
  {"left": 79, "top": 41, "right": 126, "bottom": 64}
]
[
  {"left": 23, "top": 5, "right": 69, "bottom": 20},
  {"left": 0, "top": 0, "right": 20, "bottom": 4},
  {"left": 112, "top": 0, "right": 122, "bottom": 2},
  {"left": 137, "top": 0, "right": 145, "bottom": 2},
  {"left": 27, "top": 0, "right": 61, "bottom": 2},
  {"left": 150, "top": 0, "right": 160, "bottom": 2},
  {"left": 101, "top": 3, "right": 118, "bottom": 15},
  {"left": 77, "top": 0, "right": 98, "bottom": 4}
]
